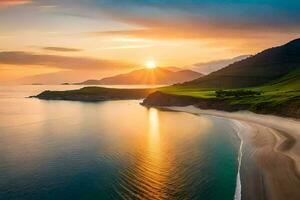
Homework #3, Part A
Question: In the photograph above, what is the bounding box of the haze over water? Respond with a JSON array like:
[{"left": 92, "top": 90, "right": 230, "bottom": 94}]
[{"left": 0, "top": 86, "right": 240, "bottom": 200}]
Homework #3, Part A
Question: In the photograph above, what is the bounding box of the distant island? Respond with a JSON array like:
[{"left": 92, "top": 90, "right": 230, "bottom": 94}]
[
  {"left": 32, "top": 38, "right": 300, "bottom": 118},
  {"left": 32, "top": 87, "right": 156, "bottom": 101}
]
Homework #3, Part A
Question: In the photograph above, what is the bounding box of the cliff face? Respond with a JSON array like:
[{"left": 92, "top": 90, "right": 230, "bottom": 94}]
[
  {"left": 142, "top": 92, "right": 300, "bottom": 119},
  {"left": 141, "top": 91, "right": 240, "bottom": 110},
  {"left": 141, "top": 91, "right": 200, "bottom": 106}
]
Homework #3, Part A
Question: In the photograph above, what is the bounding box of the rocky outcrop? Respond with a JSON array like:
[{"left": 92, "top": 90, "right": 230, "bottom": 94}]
[
  {"left": 141, "top": 91, "right": 200, "bottom": 106},
  {"left": 142, "top": 92, "right": 300, "bottom": 119}
]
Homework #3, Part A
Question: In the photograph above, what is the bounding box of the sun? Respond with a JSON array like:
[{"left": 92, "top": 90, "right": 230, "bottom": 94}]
[{"left": 146, "top": 60, "right": 156, "bottom": 69}]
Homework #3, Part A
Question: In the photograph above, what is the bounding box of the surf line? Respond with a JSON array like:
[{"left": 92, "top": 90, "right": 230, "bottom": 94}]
[{"left": 233, "top": 120, "right": 244, "bottom": 200}]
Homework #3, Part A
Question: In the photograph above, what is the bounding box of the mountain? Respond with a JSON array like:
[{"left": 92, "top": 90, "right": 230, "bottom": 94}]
[
  {"left": 261, "top": 68, "right": 300, "bottom": 91},
  {"left": 14, "top": 70, "right": 113, "bottom": 85},
  {"left": 77, "top": 67, "right": 203, "bottom": 85},
  {"left": 163, "top": 66, "right": 182, "bottom": 72},
  {"left": 190, "top": 55, "right": 250, "bottom": 75},
  {"left": 183, "top": 38, "right": 300, "bottom": 88}
]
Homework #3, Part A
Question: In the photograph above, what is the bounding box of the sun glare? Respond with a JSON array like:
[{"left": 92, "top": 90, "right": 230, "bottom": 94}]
[{"left": 146, "top": 60, "right": 156, "bottom": 69}]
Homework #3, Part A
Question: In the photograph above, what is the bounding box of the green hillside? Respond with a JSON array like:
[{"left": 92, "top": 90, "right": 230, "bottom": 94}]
[
  {"left": 183, "top": 38, "right": 300, "bottom": 88},
  {"left": 260, "top": 69, "right": 300, "bottom": 91},
  {"left": 159, "top": 69, "right": 300, "bottom": 104},
  {"left": 142, "top": 68, "right": 297, "bottom": 117}
]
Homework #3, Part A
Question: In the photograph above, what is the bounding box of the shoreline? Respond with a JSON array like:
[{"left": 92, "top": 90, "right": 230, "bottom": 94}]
[
  {"left": 160, "top": 106, "right": 300, "bottom": 200},
  {"left": 142, "top": 91, "right": 300, "bottom": 119},
  {"left": 233, "top": 120, "right": 243, "bottom": 200},
  {"left": 32, "top": 87, "right": 300, "bottom": 119}
]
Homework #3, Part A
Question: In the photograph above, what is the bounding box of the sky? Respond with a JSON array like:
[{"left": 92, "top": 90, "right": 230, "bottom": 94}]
[{"left": 0, "top": 0, "right": 300, "bottom": 83}]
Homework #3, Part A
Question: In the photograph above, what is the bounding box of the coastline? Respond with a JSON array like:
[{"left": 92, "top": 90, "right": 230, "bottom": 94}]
[
  {"left": 142, "top": 91, "right": 300, "bottom": 119},
  {"left": 233, "top": 120, "right": 243, "bottom": 200},
  {"left": 160, "top": 106, "right": 300, "bottom": 200},
  {"left": 32, "top": 87, "right": 300, "bottom": 119}
]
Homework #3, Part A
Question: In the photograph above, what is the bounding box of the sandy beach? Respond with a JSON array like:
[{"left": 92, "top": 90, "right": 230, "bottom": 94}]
[{"left": 164, "top": 106, "right": 300, "bottom": 200}]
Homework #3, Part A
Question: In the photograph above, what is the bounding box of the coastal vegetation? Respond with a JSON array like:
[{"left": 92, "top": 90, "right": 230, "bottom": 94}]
[
  {"left": 215, "top": 90, "right": 262, "bottom": 98},
  {"left": 32, "top": 73, "right": 300, "bottom": 118},
  {"left": 143, "top": 68, "right": 299, "bottom": 118},
  {"left": 33, "top": 87, "right": 155, "bottom": 101}
]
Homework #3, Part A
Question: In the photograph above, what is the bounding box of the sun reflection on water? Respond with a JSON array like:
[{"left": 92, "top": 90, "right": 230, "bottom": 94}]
[
  {"left": 148, "top": 108, "right": 160, "bottom": 155},
  {"left": 128, "top": 107, "right": 167, "bottom": 199}
]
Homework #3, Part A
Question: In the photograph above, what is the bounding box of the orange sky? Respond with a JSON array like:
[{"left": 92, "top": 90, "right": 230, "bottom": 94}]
[{"left": 0, "top": 0, "right": 299, "bottom": 84}]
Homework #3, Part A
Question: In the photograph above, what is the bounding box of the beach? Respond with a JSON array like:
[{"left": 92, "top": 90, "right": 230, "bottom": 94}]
[{"left": 164, "top": 106, "right": 300, "bottom": 200}]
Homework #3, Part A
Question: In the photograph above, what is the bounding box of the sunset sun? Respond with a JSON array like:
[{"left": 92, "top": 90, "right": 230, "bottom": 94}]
[{"left": 146, "top": 60, "right": 156, "bottom": 69}]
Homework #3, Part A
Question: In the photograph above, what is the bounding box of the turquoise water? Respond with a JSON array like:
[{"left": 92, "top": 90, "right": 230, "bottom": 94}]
[{"left": 0, "top": 86, "right": 240, "bottom": 200}]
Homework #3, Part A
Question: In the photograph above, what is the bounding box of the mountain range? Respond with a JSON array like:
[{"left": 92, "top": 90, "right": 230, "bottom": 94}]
[
  {"left": 76, "top": 67, "right": 203, "bottom": 85},
  {"left": 183, "top": 38, "right": 300, "bottom": 88},
  {"left": 11, "top": 55, "right": 249, "bottom": 85},
  {"left": 190, "top": 55, "right": 250, "bottom": 74}
]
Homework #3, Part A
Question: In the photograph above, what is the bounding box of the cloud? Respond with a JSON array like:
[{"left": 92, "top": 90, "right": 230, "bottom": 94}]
[
  {"left": 91, "top": 27, "right": 251, "bottom": 41},
  {"left": 91, "top": 25, "right": 297, "bottom": 41},
  {"left": 0, "top": 51, "right": 132, "bottom": 70},
  {"left": 15, "top": 70, "right": 111, "bottom": 84},
  {"left": 103, "top": 44, "right": 154, "bottom": 50},
  {"left": 0, "top": 0, "right": 32, "bottom": 8},
  {"left": 38, "top": 5, "right": 57, "bottom": 9},
  {"left": 43, "top": 47, "right": 82, "bottom": 52},
  {"left": 88, "top": 0, "right": 300, "bottom": 41},
  {"left": 95, "top": 0, "right": 300, "bottom": 27},
  {"left": 189, "top": 55, "right": 251, "bottom": 75}
]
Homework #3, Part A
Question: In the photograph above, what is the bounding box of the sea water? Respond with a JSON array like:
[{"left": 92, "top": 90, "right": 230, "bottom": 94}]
[{"left": 0, "top": 85, "right": 240, "bottom": 200}]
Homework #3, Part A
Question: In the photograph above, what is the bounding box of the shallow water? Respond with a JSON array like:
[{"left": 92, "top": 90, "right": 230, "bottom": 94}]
[{"left": 0, "top": 85, "right": 240, "bottom": 200}]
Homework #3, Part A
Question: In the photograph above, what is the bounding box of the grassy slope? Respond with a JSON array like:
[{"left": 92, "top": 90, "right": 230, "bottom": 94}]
[
  {"left": 231, "top": 69, "right": 300, "bottom": 106},
  {"left": 158, "top": 86, "right": 216, "bottom": 98},
  {"left": 158, "top": 69, "right": 300, "bottom": 107}
]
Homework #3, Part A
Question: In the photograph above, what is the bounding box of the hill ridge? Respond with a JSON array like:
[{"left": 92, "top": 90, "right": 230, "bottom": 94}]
[
  {"left": 183, "top": 38, "right": 300, "bottom": 88},
  {"left": 77, "top": 67, "right": 203, "bottom": 85}
]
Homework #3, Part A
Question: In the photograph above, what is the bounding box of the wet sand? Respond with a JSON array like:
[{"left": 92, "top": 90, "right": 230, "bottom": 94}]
[{"left": 164, "top": 106, "right": 300, "bottom": 200}]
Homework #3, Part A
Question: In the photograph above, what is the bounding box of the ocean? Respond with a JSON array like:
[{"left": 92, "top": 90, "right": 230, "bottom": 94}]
[{"left": 0, "top": 85, "right": 240, "bottom": 200}]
